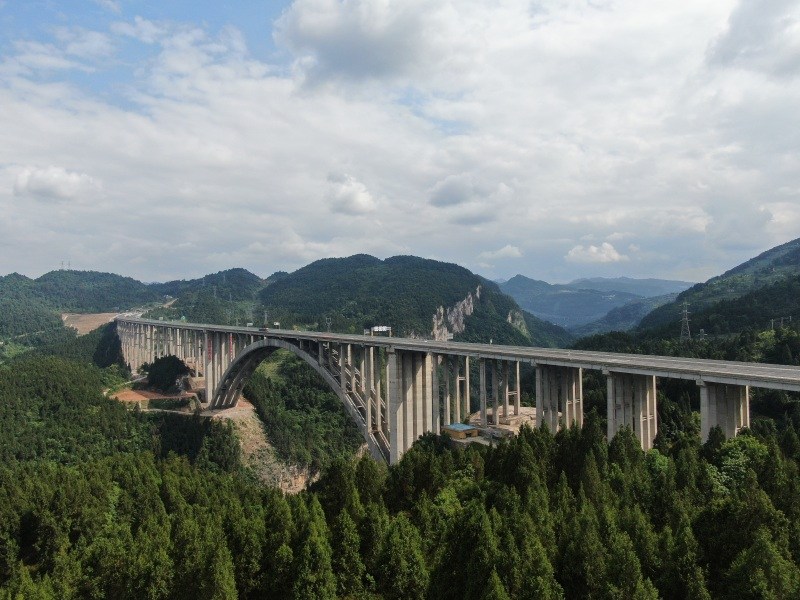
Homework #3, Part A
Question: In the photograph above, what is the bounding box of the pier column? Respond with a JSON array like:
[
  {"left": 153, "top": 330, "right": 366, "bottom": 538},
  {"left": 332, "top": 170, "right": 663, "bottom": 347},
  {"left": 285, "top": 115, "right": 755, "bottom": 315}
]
[
  {"left": 454, "top": 356, "right": 462, "bottom": 423},
  {"left": 699, "top": 381, "right": 749, "bottom": 442},
  {"left": 203, "top": 331, "right": 214, "bottom": 402},
  {"left": 502, "top": 361, "right": 510, "bottom": 419},
  {"left": 536, "top": 365, "right": 584, "bottom": 432},
  {"left": 564, "top": 367, "right": 583, "bottom": 428},
  {"left": 403, "top": 352, "right": 415, "bottom": 451},
  {"left": 479, "top": 358, "right": 488, "bottom": 426},
  {"left": 364, "top": 346, "right": 373, "bottom": 434},
  {"left": 491, "top": 360, "right": 499, "bottom": 424},
  {"left": 463, "top": 356, "right": 471, "bottom": 419},
  {"left": 430, "top": 354, "right": 440, "bottom": 435},
  {"left": 444, "top": 356, "right": 452, "bottom": 426},
  {"left": 419, "top": 353, "right": 431, "bottom": 435},
  {"left": 388, "top": 349, "right": 403, "bottom": 464},
  {"left": 606, "top": 372, "right": 657, "bottom": 450},
  {"left": 339, "top": 344, "right": 347, "bottom": 401}
]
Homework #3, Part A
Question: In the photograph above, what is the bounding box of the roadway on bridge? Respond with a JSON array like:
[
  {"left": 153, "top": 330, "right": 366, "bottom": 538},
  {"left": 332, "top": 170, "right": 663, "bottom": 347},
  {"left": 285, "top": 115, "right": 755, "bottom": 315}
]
[{"left": 119, "top": 318, "right": 800, "bottom": 392}]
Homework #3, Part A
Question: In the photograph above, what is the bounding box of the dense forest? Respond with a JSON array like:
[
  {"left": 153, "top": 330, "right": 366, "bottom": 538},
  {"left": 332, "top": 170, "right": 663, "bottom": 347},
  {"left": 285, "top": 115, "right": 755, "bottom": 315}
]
[
  {"left": 3, "top": 244, "right": 800, "bottom": 597},
  {"left": 2, "top": 349, "right": 800, "bottom": 599},
  {"left": 244, "top": 352, "right": 363, "bottom": 472}
]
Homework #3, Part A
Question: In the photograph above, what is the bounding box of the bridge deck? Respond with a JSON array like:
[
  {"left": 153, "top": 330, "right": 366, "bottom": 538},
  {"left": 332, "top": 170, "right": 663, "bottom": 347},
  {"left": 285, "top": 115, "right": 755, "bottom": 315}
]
[{"left": 118, "top": 318, "right": 800, "bottom": 392}]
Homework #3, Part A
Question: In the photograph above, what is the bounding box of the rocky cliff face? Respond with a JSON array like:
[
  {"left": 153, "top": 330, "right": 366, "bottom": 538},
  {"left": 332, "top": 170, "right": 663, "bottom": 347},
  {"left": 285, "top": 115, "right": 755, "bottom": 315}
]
[
  {"left": 507, "top": 309, "right": 530, "bottom": 338},
  {"left": 432, "top": 286, "right": 481, "bottom": 340}
]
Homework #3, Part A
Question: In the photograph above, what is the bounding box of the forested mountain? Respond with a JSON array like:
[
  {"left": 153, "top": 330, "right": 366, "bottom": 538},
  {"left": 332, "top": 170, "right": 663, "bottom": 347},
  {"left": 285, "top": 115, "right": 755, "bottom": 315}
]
[
  {"left": 566, "top": 276, "right": 694, "bottom": 297},
  {"left": 259, "top": 255, "right": 573, "bottom": 347},
  {"left": 33, "top": 270, "right": 161, "bottom": 311},
  {"left": 640, "top": 236, "right": 800, "bottom": 331},
  {"left": 152, "top": 268, "right": 264, "bottom": 302},
  {"left": 571, "top": 293, "right": 678, "bottom": 338},
  {"left": 3, "top": 351, "right": 800, "bottom": 598},
  {"left": 499, "top": 274, "right": 641, "bottom": 328}
]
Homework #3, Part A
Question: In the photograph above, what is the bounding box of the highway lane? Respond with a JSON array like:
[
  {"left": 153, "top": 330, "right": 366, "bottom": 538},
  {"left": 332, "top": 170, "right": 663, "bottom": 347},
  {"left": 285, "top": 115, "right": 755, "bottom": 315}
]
[{"left": 117, "top": 317, "right": 800, "bottom": 391}]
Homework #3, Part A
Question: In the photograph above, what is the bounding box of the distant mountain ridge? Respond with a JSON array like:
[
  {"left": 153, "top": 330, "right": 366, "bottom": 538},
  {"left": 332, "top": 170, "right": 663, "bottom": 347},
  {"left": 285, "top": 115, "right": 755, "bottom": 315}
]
[
  {"left": 566, "top": 277, "right": 694, "bottom": 297},
  {"left": 0, "top": 258, "right": 573, "bottom": 348},
  {"left": 639, "top": 236, "right": 800, "bottom": 332},
  {"left": 259, "top": 255, "right": 572, "bottom": 347}
]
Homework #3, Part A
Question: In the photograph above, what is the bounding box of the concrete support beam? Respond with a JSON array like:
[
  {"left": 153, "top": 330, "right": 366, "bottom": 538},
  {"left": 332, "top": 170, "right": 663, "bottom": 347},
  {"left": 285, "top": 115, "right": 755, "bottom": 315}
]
[
  {"left": 699, "top": 381, "right": 750, "bottom": 442},
  {"left": 502, "top": 360, "right": 510, "bottom": 419},
  {"left": 454, "top": 355, "right": 461, "bottom": 423},
  {"left": 479, "top": 358, "right": 488, "bottom": 427},
  {"left": 444, "top": 356, "right": 452, "bottom": 426},
  {"left": 412, "top": 353, "right": 424, "bottom": 442},
  {"left": 421, "top": 353, "right": 432, "bottom": 435},
  {"left": 431, "top": 354, "right": 440, "bottom": 435},
  {"left": 536, "top": 365, "right": 584, "bottom": 433},
  {"left": 491, "top": 360, "right": 499, "bottom": 425},
  {"left": 607, "top": 372, "right": 657, "bottom": 450},
  {"left": 388, "top": 349, "right": 402, "bottom": 464},
  {"left": 365, "top": 346, "right": 373, "bottom": 434},
  {"left": 463, "top": 356, "right": 471, "bottom": 419}
]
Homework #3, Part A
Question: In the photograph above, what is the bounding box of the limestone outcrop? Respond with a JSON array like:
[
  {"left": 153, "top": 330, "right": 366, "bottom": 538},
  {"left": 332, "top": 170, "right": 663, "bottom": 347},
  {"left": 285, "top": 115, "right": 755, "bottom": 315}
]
[{"left": 432, "top": 286, "right": 481, "bottom": 340}]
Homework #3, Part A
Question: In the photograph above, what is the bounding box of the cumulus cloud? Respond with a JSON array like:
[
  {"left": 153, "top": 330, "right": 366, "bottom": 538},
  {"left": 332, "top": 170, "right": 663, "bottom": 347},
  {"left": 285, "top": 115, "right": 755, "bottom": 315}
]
[
  {"left": 93, "top": 0, "right": 121, "bottom": 13},
  {"left": 326, "top": 173, "right": 376, "bottom": 215},
  {"left": 479, "top": 245, "right": 522, "bottom": 260},
  {"left": 0, "top": 1, "right": 799, "bottom": 283},
  {"left": 54, "top": 28, "right": 114, "bottom": 60},
  {"left": 429, "top": 173, "right": 481, "bottom": 207},
  {"left": 274, "top": 0, "right": 446, "bottom": 84},
  {"left": 708, "top": 0, "right": 800, "bottom": 77},
  {"left": 13, "top": 166, "right": 101, "bottom": 201},
  {"left": 111, "top": 17, "right": 168, "bottom": 44},
  {"left": 566, "top": 243, "right": 628, "bottom": 264}
]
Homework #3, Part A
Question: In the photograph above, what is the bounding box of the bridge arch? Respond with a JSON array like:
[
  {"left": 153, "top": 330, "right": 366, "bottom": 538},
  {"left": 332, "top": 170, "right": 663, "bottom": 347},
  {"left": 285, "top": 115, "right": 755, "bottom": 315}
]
[{"left": 208, "top": 338, "right": 384, "bottom": 460}]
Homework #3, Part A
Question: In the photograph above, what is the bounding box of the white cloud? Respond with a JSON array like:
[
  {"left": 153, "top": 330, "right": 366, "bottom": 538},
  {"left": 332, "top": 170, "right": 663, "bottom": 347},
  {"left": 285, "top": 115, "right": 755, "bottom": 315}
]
[
  {"left": 479, "top": 245, "right": 522, "bottom": 260},
  {"left": 565, "top": 243, "right": 628, "bottom": 264},
  {"left": 13, "top": 166, "right": 101, "bottom": 201},
  {"left": 93, "top": 0, "right": 121, "bottom": 13},
  {"left": 54, "top": 28, "right": 114, "bottom": 60},
  {"left": 0, "top": 1, "right": 799, "bottom": 283},
  {"left": 326, "top": 173, "right": 376, "bottom": 215},
  {"left": 274, "top": 0, "right": 454, "bottom": 85},
  {"left": 708, "top": 0, "right": 800, "bottom": 77},
  {"left": 111, "top": 17, "right": 168, "bottom": 44}
]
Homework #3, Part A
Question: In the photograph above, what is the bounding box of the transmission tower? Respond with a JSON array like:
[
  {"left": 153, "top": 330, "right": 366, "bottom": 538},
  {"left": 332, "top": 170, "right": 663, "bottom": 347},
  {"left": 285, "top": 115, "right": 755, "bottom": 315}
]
[{"left": 680, "top": 302, "right": 692, "bottom": 342}]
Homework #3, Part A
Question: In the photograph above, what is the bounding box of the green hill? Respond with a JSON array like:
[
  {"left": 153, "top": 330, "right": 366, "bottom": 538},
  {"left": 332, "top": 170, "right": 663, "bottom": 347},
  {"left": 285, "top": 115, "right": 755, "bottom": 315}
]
[
  {"left": 570, "top": 293, "right": 678, "bottom": 338},
  {"left": 639, "top": 237, "right": 800, "bottom": 332},
  {"left": 34, "top": 269, "right": 160, "bottom": 311},
  {"left": 152, "top": 267, "right": 264, "bottom": 302},
  {"left": 566, "top": 276, "right": 694, "bottom": 297},
  {"left": 259, "top": 255, "right": 572, "bottom": 347},
  {"left": 500, "top": 274, "right": 641, "bottom": 328}
]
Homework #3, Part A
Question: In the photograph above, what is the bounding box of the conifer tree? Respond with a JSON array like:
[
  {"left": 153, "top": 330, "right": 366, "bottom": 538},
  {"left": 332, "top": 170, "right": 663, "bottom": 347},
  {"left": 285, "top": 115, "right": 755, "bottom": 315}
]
[
  {"left": 376, "top": 513, "right": 429, "bottom": 600},
  {"left": 480, "top": 569, "right": 511, "bottom": 600},
  {"left": 331, "top": 509, "right": 365, "bottom": 598},
  {"left": 725, "top": 526, "right": 800, "bottom": 599}
]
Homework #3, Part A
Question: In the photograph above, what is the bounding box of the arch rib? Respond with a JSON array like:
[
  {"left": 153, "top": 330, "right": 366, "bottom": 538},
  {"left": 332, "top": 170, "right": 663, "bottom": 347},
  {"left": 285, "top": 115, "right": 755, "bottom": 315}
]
[{"left": 210, "top": 338, "right": 387, "bottom": 462}]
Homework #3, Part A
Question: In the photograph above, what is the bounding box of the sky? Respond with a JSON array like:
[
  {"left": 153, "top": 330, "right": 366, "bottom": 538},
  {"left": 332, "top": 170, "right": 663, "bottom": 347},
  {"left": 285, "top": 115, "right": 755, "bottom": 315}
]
[{"left": 1, "top": 0, "right": 799, "bottom": 284}]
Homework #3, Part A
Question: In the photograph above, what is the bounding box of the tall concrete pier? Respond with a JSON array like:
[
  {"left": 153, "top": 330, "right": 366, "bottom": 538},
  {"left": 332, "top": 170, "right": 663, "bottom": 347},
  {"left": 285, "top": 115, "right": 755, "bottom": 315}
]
[{"left": 117, "top": 318, "right": 800, "bottom": 464}]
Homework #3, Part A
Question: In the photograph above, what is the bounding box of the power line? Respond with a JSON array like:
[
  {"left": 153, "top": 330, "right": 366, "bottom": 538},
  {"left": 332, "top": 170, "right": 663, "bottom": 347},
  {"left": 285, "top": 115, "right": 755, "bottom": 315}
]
[{"left": 680, "top": 302, "right": 691, "bottom": 342}]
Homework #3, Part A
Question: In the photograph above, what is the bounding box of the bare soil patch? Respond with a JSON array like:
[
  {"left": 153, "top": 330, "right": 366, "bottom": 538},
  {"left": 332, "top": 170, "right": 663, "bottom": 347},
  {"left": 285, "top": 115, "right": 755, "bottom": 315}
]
[
  {"left": 61, "top": 312, "right": 117, "bottom": 335},
  {"left": 209, "top": 399, "right": 315, "bottom": 493}
]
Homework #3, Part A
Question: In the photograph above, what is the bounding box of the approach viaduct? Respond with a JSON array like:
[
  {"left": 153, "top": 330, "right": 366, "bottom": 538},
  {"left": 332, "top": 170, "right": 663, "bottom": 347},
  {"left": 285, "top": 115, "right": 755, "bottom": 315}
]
[{"left": 116, "top": 317, "right": 800, "bottom": 464}]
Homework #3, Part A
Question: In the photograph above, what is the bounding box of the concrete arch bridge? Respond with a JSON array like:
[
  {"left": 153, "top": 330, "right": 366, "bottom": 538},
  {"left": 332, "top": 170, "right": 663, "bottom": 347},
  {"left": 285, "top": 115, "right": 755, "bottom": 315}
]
[{"left": 116, "top": 318, "right": 800, "bottom": 464}]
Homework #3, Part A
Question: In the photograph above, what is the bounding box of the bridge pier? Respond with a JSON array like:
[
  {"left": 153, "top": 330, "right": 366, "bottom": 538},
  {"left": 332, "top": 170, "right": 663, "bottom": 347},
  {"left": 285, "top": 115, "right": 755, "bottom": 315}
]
[
  {"left": 698, "top": 381, "right": 749, "bottom": 442},
  {"left": 116, "top": 318, "right": 800, "bottom": 465},
  {"left": 606, "top": 372, "right": 657, "bottom": 450},
  {"left": 535, "top": 365, "right": 583, "bottom": 432}
]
